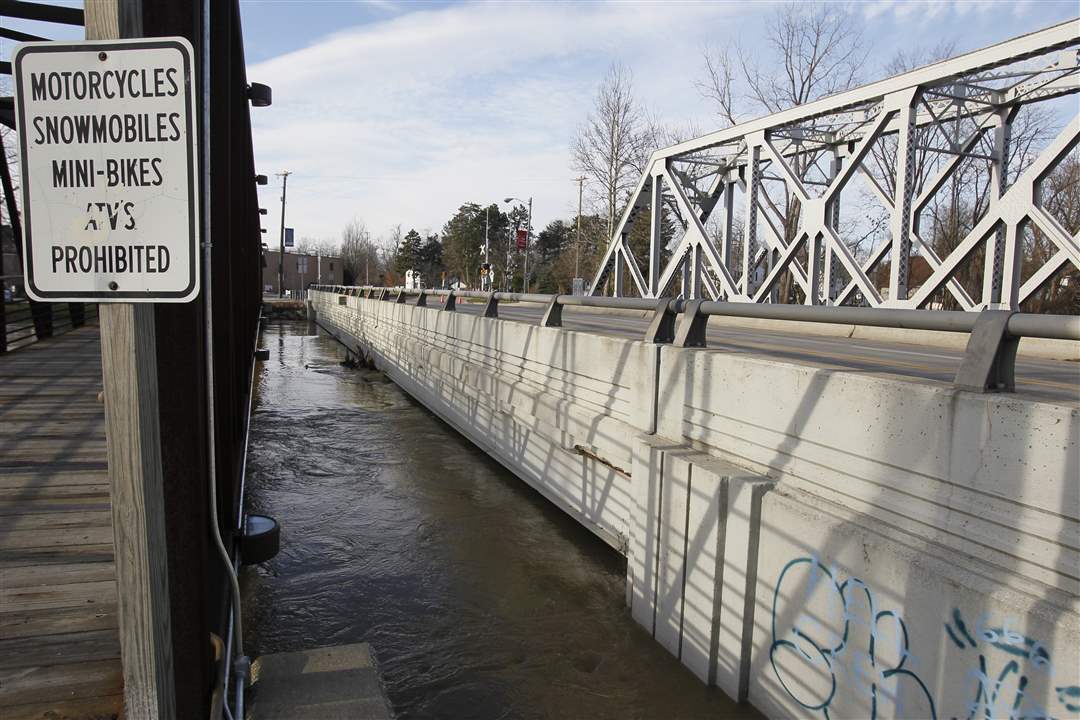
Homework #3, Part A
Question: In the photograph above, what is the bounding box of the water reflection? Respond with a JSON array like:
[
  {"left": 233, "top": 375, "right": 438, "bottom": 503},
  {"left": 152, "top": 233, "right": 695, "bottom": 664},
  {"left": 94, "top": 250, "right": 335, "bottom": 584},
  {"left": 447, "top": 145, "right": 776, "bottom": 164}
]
[{"left": 243, "top": 321, "right": 757, "bottom": 720}]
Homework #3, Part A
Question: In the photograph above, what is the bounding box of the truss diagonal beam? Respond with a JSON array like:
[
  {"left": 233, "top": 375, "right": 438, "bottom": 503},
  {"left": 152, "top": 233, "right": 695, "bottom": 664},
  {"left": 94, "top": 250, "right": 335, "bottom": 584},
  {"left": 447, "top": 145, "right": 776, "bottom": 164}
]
[{"left": 588, "top": 21, "right": 1079, "bottom": 311}]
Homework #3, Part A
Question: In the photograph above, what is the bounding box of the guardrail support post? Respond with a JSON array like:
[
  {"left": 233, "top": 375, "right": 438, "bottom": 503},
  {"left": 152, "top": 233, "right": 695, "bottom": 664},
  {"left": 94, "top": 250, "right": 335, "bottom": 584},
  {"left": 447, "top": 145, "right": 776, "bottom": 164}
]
[
  {"left": 395, "top": 289, "right": 407, "bottom": 304},
  {"left": 954, "top": 309, "right": 1018, "bottom": 392},
  {"left": 483, "top": 293, "right": 499, "bottom": 318},
  {"left": 644, "top": 298, "right": 677, "bottom": 344},
  {"left": 674, "top": 299, "right": 708, "bottom": 348},
  {"left": 442, "top": 291, "right": 456, "bottom": 312},
  {"left": 416, "top": 290, "right": 428, "bottom": 307},
  {"left": 541, "top": 295, "right": 563, "bottom": 327}
]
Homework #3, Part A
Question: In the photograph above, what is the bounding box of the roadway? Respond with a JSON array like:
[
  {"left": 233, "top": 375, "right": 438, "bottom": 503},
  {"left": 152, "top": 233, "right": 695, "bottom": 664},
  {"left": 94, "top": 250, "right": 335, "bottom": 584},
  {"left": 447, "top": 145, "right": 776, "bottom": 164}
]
[{"left": 450, "top": 301, "right": 1080, "bottom": 405}]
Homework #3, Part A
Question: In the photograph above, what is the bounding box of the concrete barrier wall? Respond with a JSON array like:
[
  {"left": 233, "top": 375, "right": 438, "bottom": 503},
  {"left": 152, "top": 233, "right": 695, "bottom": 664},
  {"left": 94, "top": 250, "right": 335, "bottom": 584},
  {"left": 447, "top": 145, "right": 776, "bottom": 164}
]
[
  {"left": 309, "top": 290, "right": 1080, "bottom": 719},
  {"left": 752, "top": 487, "right": 1080, "bottom": 720}
]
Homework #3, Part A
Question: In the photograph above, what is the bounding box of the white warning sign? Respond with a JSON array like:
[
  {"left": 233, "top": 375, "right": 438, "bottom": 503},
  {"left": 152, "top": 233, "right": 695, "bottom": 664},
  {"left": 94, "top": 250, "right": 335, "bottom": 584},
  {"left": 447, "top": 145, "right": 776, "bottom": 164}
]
[{"left": 13, "top": 38, "right": 199, "bottom": 303}]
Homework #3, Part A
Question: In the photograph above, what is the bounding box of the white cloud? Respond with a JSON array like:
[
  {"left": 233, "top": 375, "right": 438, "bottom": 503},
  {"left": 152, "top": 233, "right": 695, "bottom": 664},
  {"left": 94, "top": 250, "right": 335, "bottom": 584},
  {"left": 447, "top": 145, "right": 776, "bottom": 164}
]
[{"left": 249, "top": 0, "right": 744, "bottom": 244}]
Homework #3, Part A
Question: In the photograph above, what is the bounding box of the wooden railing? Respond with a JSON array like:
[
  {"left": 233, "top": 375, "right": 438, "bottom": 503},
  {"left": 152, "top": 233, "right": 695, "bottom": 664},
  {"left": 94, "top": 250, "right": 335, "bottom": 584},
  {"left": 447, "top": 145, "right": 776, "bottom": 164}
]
[{"left": 0, "top": 277, "right": 99, "bottom": 353}]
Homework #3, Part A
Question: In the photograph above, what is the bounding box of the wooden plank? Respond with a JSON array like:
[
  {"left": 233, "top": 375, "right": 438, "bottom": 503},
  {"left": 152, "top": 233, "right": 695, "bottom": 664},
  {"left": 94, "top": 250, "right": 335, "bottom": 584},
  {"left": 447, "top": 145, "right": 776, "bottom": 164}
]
[
  {"left": 0, "top": 603, "right": 118, "bottom": 640},
  {"left": 0, "top": 510, "right": 112, "bottom": 532},
  {"left": 0, "top": 629, "right": 120, "bottom": 670},
  {"left": 0, "top": 408, "right": 105, "bottom": 422},
  {"left": 1, "top": 561, "right": 115, "bottom": 588},
  {"left": 0, "top": 660, "right": 123, "bottom": 707},
  {"left": 1, "top": 579, "right": 118, "bottom": 614},
  {"left": 0, "top": 498, "right": 111, "bottom": 516},
  {"left": 0, "top": 422, "right": 106, "bottom": 437},
  {"left": 0, "top": 436, "right": 107, "bottom": 450},
  {"left": 0, "top": 545, "right": 114, "bottom": 570},
  {"left": 0, "top": 472, "right": 108, "bottom": 490},
  {"left": 0, "top": 448, "right": 108, "bottom": 465},
  {"left": 0, "top": 490, "right": 108, "bottom": 503},
  {"left": 0, "top": 386, "right": 97, "bottom": 397},
  {"left": 2, "top": 525, "right": 115, "bottom": 550},
  {"left": 0, "top": 693, "right": 123, "bottom": 720}
]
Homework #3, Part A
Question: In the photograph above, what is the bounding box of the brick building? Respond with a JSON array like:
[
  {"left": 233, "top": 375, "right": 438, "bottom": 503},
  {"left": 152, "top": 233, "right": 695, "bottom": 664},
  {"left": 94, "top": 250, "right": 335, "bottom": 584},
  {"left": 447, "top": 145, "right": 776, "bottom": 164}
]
[{"left": 262, "top": 249, "right": 343, "bottom": 298}]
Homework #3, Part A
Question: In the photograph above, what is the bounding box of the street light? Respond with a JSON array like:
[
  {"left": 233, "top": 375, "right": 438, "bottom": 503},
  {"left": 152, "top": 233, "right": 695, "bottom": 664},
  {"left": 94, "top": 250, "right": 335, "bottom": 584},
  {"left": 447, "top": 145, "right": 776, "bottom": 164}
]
[
  {"left": 276, "top": 171, "right": 291, "bottom": 297},
  {"left": 503, "top": 196, "right": 532, "bottom": 293}
]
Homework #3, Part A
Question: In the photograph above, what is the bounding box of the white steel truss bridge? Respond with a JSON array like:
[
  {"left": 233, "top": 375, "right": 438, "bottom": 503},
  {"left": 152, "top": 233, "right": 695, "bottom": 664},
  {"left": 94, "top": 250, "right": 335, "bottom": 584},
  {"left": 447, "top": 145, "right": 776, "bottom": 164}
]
[{"left": 589, "top": 20, "right": 1080, "bottom": 311}]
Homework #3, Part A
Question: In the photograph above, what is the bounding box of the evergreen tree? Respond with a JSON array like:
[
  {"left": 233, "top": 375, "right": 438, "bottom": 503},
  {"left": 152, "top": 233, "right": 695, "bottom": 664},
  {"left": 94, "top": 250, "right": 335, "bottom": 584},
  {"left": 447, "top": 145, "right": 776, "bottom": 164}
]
[
  {"left": 392, "top": 228, "right": 423, "bottom": 275},
  {"left": 625, "top": 205, "right": 679, "bottom": 296},
  {"left": 532, "top": 220, "right": 572, "bottom": 293},
  {"left": 417, "top": 233, "right": 444, "bottom": 285},
  {"left": 536, "top": 220, "right": 571, "bottom": 265},
  {"left": 441, "top": 204, "right": 484, "bottom": 286}
]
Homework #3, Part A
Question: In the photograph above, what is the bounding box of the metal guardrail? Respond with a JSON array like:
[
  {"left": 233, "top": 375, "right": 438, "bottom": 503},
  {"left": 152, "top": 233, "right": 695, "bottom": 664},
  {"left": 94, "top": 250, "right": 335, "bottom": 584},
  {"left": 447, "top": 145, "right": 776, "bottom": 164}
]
[{"left": 311, "top": 284, "right": 1080, "bottom": 394}]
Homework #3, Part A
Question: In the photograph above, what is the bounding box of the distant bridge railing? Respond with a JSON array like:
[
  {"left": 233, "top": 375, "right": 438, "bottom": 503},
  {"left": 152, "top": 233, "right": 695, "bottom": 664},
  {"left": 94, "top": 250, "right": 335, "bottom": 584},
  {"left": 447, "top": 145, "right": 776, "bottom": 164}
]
[{"left": 311, "top": 284, "right": 1080, "bottom": 394}]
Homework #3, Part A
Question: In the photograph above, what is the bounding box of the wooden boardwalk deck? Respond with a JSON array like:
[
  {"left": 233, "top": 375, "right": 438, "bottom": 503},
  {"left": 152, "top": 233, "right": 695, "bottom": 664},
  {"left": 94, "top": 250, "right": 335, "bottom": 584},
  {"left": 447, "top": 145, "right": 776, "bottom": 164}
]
[{"left": 0, "top": 325, "right": 122, "bottom": 720}]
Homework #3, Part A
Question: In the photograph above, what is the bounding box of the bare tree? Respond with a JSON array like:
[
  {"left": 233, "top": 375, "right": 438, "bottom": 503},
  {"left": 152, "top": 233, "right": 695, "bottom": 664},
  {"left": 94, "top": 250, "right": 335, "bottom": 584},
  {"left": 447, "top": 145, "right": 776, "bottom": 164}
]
[
  {"left": 699, "top": 3, "right": 866, "bottom": 123},
  {"left": 340, "top": 219, "right": 380, "bottom": 285},
  {"left": 696, "top": 2, "right": 867, "bottom": 302},
  {"left": 1025, "top": 151, "right": 1080, "bottom": 314},
  {"left": 697, "top": 44, "right": 740, "bottom": 127},
  {"left": 642, "top": 114, "right": 702, "bottom": 158},
  {"left": 572, "top": 63, "right": 649, "bottom": 240}
]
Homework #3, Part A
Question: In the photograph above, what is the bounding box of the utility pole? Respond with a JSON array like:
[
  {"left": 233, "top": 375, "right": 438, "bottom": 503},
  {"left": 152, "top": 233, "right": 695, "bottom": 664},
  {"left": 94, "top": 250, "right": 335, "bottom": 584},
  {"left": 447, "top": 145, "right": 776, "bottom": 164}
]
[
  {"left": 484, "top": 206, "right": 490, "bottom": 291},
  {"left": 574, "top": 176, "right": 585, "bottom": 281},
  {"left": 524, "top": 197, "right": 532, "bottom": 293},
  {"left": 276, "top": 171, "right": 290, "bottom": 297}
]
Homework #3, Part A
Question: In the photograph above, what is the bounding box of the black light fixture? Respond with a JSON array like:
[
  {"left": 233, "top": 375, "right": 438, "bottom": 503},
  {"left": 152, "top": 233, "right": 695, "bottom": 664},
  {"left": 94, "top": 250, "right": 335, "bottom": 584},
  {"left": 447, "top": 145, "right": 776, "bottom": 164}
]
[
  {"left": 260, "top": 227, "right": 267, "bottom": 233},
  {"left": 255, "top": 174, "right": 268, "bottom": 185},
  {"left": 247, "top": 82, "right": 272, "bottom": 108},
  {"left": 259, "top": 208, "right": 268, "bottom": 215},
  {"left": 240, "top": 514, "right": 280, "bottom": 565}
]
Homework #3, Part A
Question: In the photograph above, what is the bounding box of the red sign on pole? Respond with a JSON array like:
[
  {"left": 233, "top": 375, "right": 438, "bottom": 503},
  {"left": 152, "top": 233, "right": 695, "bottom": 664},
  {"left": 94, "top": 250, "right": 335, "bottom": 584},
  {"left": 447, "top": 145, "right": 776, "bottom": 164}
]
[{"left": 515, "top": 229, "right": 527, "bottom": 250}]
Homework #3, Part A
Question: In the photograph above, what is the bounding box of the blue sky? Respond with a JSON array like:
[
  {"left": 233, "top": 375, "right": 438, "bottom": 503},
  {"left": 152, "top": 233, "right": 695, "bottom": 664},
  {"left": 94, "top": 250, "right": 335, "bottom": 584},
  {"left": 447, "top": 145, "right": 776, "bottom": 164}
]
[
  {"left": 4, "top": 1, "right": 1078, "bottom": 248},
  {"left": 237, "top": 0, "right": 1078, "bottom": 247}
]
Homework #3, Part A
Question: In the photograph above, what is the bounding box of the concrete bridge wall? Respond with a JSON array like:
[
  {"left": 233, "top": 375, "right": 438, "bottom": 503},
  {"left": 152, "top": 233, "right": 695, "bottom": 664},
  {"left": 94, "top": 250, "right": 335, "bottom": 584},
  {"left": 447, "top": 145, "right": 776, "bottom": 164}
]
[{"left": 309, "top": 289, "right": 1080, "bottom": 720}]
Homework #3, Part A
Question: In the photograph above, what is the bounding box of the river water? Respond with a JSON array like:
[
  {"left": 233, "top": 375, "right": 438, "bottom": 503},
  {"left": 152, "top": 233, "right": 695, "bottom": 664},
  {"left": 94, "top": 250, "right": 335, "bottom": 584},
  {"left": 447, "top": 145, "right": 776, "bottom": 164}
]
[{"left": 243, "top": 320, "right": 756, "bottom": 720}]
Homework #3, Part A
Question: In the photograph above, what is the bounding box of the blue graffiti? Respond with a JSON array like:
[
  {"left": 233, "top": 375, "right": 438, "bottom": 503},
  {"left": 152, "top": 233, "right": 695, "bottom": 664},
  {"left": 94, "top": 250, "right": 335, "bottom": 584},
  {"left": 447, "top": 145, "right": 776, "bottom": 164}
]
[
  {"left": 769, "top": 556, "right": 936, "bottom": 720},
  {"left": 945, "top": 608, "right": 1080, "bottom": 720}
]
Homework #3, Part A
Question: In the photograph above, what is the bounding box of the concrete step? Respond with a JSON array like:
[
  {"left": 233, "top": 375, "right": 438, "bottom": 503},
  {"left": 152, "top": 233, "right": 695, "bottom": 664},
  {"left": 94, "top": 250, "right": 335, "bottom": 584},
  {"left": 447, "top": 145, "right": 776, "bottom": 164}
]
[{"left": 246, "top": 643, "right": 393, "bottom": 720}]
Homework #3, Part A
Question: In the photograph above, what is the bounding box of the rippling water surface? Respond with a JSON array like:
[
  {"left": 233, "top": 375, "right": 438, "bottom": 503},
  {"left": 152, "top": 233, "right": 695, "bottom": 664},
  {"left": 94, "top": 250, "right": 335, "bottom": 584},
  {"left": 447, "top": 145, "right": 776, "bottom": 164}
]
[{"left": 243, "top": 321, "right": 756, "bottom": 720}]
